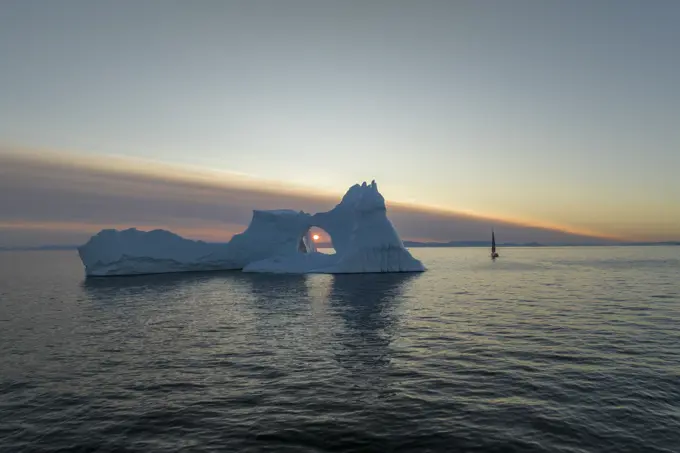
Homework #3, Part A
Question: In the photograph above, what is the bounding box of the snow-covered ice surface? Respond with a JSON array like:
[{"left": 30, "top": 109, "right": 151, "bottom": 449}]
[{"left": 78, "top": 181, "right": 426, "bottom": 276}]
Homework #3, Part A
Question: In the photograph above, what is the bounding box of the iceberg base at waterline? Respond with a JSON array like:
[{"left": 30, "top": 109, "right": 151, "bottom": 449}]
[
  {"left": 77, "top": 180, "right": 426, "bottom": 276},
  {"left": 242, "top": 246, "right": 425, "bottom": 274}
]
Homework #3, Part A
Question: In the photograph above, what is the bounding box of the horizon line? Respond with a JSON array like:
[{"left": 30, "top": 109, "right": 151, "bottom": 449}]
[{"left": 3, "top": 238, "right": 680, "bottom": 251}]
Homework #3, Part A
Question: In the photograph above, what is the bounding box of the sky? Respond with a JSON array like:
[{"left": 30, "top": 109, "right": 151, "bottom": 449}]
[{"left": 1, "top": 1, "right": 679, "bottom": 246}]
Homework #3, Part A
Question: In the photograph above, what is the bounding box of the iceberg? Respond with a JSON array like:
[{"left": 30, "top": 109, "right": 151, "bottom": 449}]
[{"left": 78, "top": 180, "right": 426, "bottom": 276}]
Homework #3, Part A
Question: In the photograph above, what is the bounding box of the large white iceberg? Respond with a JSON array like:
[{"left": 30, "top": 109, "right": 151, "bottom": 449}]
[{"left": 78, "top": 180, "right": 426, "bottom": 276}]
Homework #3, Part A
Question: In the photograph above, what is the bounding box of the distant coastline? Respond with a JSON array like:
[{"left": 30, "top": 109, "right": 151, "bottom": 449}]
[
  {"left": 2, "top": 240, "right": 679, "bottom": 252},
  {"left": 403, "top": 240, "right": 680, "bottom": 248}
]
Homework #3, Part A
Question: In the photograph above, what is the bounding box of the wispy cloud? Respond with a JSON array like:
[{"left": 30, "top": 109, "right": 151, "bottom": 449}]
[{"left": 0, "top": 147, "right": 618, "bottom": 247}]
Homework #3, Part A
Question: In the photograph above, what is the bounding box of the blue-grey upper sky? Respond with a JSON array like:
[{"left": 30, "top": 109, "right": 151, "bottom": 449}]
[{"left": 1, "top": 0, "right": 679, "bottom": 242}]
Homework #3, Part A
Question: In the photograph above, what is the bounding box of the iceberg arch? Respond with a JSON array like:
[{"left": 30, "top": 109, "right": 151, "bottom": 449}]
[
  {"left": 244, "top": 180, "right": 425, "bottom": 273},
  {"left": 78, "top": 180, "right": 426, "bottom": 276}
]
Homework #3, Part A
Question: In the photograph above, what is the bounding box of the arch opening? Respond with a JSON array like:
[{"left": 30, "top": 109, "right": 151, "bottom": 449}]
[{"left": 298, "top": 226, "right": 334, "bottom": 255}]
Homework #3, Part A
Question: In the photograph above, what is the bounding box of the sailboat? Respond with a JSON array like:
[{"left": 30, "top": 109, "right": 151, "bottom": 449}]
[{"left": 491, "top": 229, "right": 499, "bottom": 259}]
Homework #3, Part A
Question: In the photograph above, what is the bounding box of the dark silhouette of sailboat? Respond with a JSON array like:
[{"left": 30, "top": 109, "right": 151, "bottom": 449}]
[{"left": 491, "top": 229, "right": 499, "bottom": 259}]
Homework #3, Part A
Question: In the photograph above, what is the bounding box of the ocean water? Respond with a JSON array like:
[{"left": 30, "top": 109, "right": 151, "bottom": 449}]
[{"left": 1, "top": 247, "right": 679, "bottom": 453}]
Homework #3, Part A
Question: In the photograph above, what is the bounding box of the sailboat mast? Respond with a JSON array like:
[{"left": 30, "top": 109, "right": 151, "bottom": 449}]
[{"left": 492, "top": 230, "right": 496, "bottom": 253}]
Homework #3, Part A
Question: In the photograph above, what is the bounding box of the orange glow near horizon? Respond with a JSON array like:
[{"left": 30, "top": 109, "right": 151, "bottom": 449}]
[
  {"left": 387, "top": 200, "right": 627, "bottom": 242},
  {"left": 1, "top": 146, "right": 677, "bottom": 243}
]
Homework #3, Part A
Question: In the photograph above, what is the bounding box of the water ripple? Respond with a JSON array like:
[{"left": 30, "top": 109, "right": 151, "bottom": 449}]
[{"left": 1, "top": 247, "right": 679, "bottom": 452}]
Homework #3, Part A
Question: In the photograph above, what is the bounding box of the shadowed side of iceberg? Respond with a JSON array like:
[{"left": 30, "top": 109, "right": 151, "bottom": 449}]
[
  {"left": 195, "top": 209, "right": 314, "bottom": 270},
  {"left": 77, "top": 228, "right": 235, "bottom": 276}
]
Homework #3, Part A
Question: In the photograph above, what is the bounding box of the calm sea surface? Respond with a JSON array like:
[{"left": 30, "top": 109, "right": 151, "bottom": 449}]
[{"left": 1, "top": 247, "right": 679, "bottom": 452}]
